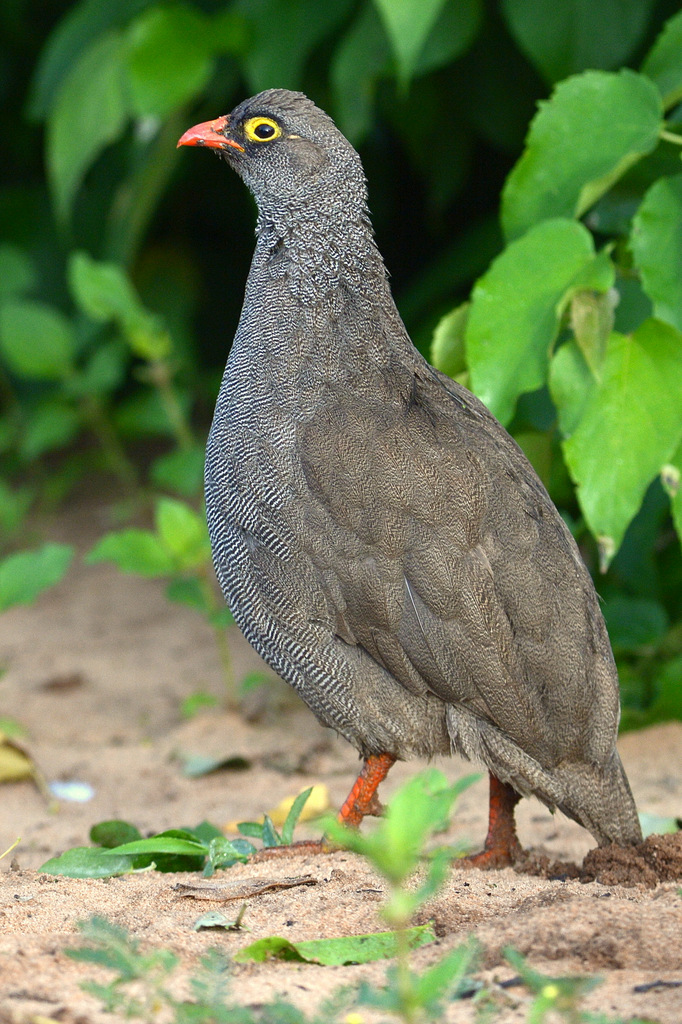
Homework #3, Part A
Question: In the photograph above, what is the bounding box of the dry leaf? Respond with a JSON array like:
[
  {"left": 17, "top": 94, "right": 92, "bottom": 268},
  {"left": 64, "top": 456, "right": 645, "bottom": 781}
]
[
  {"left": 0, "top": 731, "right": 50, "bottom": 799},
  {"left": 174, "top": 874, "right": 318, "bottom": 901}
]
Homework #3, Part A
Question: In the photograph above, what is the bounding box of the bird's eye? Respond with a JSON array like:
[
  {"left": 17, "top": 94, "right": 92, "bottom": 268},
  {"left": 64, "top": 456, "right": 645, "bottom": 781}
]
[{"left": 244, "top": 117, "right": 282, "bottom": 143}]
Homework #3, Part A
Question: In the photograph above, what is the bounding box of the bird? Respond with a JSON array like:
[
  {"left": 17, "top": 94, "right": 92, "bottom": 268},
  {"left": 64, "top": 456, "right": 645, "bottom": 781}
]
[{"left": 177, "top": 89, "right": 642, "bottom": 865}]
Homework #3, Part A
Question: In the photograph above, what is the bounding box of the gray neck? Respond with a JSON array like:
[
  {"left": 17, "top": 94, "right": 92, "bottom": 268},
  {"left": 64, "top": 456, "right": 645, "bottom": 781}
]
[{"left": 252, "top": 195, "right": 387, "bottom": 307}]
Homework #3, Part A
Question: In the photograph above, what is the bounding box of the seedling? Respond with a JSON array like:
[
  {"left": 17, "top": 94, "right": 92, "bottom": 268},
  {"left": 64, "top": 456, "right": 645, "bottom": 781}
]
[{"left": 39, "top": 789, "right": 315, "bottom": 879}]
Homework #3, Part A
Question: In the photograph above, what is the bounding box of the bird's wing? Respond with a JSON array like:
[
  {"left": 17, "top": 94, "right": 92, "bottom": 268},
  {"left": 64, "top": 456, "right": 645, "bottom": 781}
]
[{"left": 296, "top": 364, "right": 619, "bottom": 768}]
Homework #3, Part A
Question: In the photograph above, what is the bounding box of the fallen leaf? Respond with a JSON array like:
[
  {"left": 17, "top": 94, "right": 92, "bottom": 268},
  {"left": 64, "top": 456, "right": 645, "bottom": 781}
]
[
  {"left": 234, "top": 923, "right": 437, "bottom": 966},
  {"left": 174, "top": 874, "right": 318, "bottom": 901},
  {"left": 0, "top": 731, "right": 50, "bottom": 799}
]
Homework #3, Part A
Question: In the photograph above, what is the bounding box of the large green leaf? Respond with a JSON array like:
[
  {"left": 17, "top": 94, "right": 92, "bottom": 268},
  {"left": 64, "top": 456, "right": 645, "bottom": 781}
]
[
  {"left": 46, "top": 31, "right": 129, "bottom": 222},
  {"left": 28, "top": 0, "right": 148, "bottom": 120},
  {"left": 235, "top": 924, "right": 436, "bottom": 966},
  {"left": 373, "top": 0, "right": 467, "bottom": 86},
  {"left": 502, "top": 70, "right": 663, "bottom": 241},
  {"left": 125, "top": 4, "right": 214, "bottom": 119},
  {"left": 0, "top": 544, "right": 74, "bottom": 612},
  {"left": 86, "top": 529, "right": 175, "bottom": 577},
  {"left": 502, "top": 0, "right": 656, "bottom": 85},
  {"left": 331, "top": 4, "right": 389, "bottom": 143},
  {"left": 154, "top": 498, "right": 210, "bottom": 570},
  {"left": 0, "top": 300, "right": 76, "bottom": 380},
  {"left": 640, "top": 9, "right": 682, "bottom": 109},
  {"left": 69, "top": 251, "right": 170, "bottom": 360},
  {"left": 69, "top": 251, "right": 143, "bottom": 324},
  {"left": 466, "top": 219, "right": 602, "bottom": 425},
  {"left": 554, "top": 320, "right": 682, "bottom": 565},
  {"left": 238, "top": 0, "right": 353, "bottom": 92},
  {"left": 630, "top": 174, "right": 682, "bottom": 333}
]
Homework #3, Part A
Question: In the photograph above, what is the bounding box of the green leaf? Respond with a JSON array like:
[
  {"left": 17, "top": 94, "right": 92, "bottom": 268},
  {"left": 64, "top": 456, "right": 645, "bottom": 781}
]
[
  {"left": 68, "top": 341, "right": 128, "bottom": 398},
  {"left": 431, "top": 303, "right": 469, "bottom": 380},
  {"left": 47, "top": 31, "right": 129, "bottom": 222},
  {"left": 85, "top": 530, "right": 176, "bottom": 577},
  {"left": 281, "top": 786, "right": 313, "bottom": 845},
  {"left": 39, "top": 846, "right": 136, "bottom": 878},
  {"left": 180, "top": 690, "right": 219, "bottom": 722},
  {"left": 0, "top": 301, "right": 76, "bottom": 380},
  {"left": 69, "top": 250, "right": 142, "bottom": 325},
  {"left": 150, "top": 446, "right": 205, "bottom": 497},
  {"left": 155, "top": 498, "right": 210, "bottom": 570},
  {"left": 234, "top": 923, "right": 436, "bottom": 966},
  {"left": 502, "top": 70, "right": 663, "bottom": 241},
  {"left": 372, "top": 0, "right": 450, "bottom": 86},
  {"left": 238, "top": 0, "right": 354, "bottom": 92},
  {"left": 466, "top": 219, "right": 598, "bottom": 424},
  {"left": 331, "top": 4, "right": 389, "bottom": 143},
  {"left": 165, "top": 577, "right": 209, "bottom": 613},
  {"left": 641, "top": 9, "right": 682, "bottom": 109},
  {"left": 631, "top": 174, "right": 682, "bottom": 333},
  {"left": 260, "top": 814, "right": 282, "bottom": 848},
  {"left": 101, "top": 834, "right": 207, "bottom": 857},
  {"left": 0, "top": 244, "right": 36, "bottom": 298},
  {"left": 414, "top": 939, "right": 480, "bottom": 1006},
  {"left": 556, "top": 320, "right": 682, "bottom": 563},
  {"left": 125, "top": 5, "right": 214, "bottom": 120},
  {"left": 0, "top": 543, "right": 74, "bottom": 612},
  {"left": 326, "top": 770, "right": 479, "bottom": 886},
  {"left": 549, "top": 341, "right": 595, "bottom": 438},
  {"left": 90, "top": 820, "right": 143, "bottom": 848},
  {"left": 28, "top": 0, "right": 148, "bottom": 120},
  {"left": 502, "top": 0, "right": 656, "bottom": 84},
  {"left": 20, "top": 402, "right": 81, "bottom": 461},
  {"left": 206, "top": 836, "right": 255, "bottom": 871},
  {"left": 69, "top": 251, "right": 170, "bottom": 360}
]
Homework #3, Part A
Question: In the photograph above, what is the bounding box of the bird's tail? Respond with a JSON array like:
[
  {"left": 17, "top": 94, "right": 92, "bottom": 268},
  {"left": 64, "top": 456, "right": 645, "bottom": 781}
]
[{"left": 552, "top": 750, "right": 642, "bottom": 846}]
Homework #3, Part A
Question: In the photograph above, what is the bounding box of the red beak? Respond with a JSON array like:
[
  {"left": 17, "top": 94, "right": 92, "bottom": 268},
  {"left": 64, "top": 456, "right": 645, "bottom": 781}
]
[{"left": 177, "top": 115, "right": 245, "bottom": 152}]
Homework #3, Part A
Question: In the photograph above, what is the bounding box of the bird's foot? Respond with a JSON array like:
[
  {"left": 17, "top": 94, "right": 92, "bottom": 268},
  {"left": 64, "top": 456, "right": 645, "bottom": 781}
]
[
  {"left": 338, "top": 752, "right": 396, "bottom": 828},
  {"left": 249, "top": 753, "right": 396, "bottom": 860},
  {"left": 459, "top": 836, "right": 524, "bottom": 869},
  {"left": 458, "top": 772, "right": 523, "bottom": 870}
]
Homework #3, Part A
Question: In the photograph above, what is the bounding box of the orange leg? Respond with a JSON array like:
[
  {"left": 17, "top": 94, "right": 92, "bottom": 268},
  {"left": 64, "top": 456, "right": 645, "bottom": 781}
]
[
  {"left": 463, "top": 772, "right": 522, "bottom": 868},
  {"left": 252, "top": 753, "right": 396, "bottom": 860},
  {"left": 338, "top": 753, "right": 397, "bottom": 827}
]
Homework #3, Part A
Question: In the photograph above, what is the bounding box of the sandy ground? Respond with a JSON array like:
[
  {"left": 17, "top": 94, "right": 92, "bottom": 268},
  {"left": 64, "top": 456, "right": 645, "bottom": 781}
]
[{"left": 0, "top": 499, "right": 681, "bottom": 1023}]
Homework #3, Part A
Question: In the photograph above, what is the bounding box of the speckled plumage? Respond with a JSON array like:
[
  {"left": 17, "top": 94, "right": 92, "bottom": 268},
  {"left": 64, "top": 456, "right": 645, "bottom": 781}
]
[{"left": 198, "top": 89, "right": 641, "bottom": 847}]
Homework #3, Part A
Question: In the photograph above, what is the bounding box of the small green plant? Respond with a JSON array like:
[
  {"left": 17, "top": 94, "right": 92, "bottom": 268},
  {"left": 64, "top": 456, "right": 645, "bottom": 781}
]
[
  {"left": 0, "top": 542, "right": 74, "bottom": 612},
  {"left": 67, "top": 916, "right": 349, "bottom": 1024},
  {"left": 325, "top": 769, "right": 480, "bottom": 1023},
  {"left": 39, "top": 788, "right": 315, "bottom": 880},
  {"left": 503, "top": 948, "right": 602, "bottom": 1024}
]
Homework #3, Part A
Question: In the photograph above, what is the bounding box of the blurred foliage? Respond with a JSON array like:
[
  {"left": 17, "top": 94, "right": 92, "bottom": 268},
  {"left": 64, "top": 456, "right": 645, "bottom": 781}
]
[{"left": 1, "top": 0, "right": 682, "bottom": 725}]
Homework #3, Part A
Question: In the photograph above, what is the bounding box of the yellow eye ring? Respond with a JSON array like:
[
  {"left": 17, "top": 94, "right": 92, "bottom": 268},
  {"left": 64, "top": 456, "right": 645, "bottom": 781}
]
[{"left": 244, "top": 116, "right": 282, "bottom": 143}]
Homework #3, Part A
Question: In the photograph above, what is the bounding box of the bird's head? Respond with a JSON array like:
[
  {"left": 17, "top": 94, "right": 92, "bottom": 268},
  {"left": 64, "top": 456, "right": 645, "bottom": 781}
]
[{"left": 178, "top": 89, "right": 367, "bottom": 221}]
